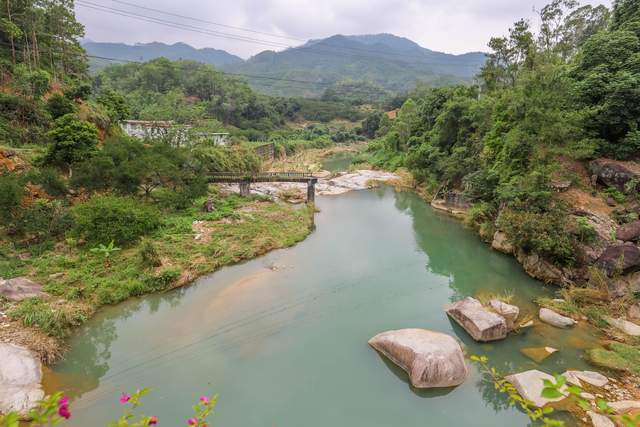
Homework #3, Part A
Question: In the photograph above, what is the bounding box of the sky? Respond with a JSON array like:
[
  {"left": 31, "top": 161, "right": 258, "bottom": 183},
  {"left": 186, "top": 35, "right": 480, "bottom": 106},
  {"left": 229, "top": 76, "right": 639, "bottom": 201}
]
[{"left": 76, "top": 0, "right": 613, "bottom": 58}]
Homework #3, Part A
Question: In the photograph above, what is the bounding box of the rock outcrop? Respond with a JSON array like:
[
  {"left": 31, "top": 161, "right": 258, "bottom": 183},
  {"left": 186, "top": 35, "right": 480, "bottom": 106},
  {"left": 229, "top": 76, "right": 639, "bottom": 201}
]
[
  {"left": 491, "top": 231, "right": 513, "bottom": 254},
  {"left": 0, "top": 277, "right": 45, "bottom": 302},
  {"left": 368, "top": 329, "right": 468, "bottom": 388},
  {"left": 445, "top": 297, "right": 508, "bottom": 341},
  {"left": 596, "top": 244, "right": 640, "bottom": 276},
  {"left": 0, "top": 343, "right": 44, "bottom": 416},
  {"left": 515, "top": 250, "right": 575, "bottom": 286},
  {"left": 539, "top": 308, "right": 577, "bottom": 328},
  {"left": 616, "top": 221, "right": 640, "bottom": 242},
  {"left": 589, "top": 159, "right": 640, "bottom": 194},
  {"left": 505, "top": 370, "right": 567, "bottom": 407}
]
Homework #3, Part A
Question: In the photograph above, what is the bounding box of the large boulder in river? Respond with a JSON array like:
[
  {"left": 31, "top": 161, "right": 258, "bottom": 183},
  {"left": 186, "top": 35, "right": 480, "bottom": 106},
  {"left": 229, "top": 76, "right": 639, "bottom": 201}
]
[
  {"left": 368, "top": 329, "right": 468, "bottom": 388},
  {"left": 539, "top": 308, "right": 577, "bottom": 328},
  {"left": 589, "top": 159, "right": 640, "bottom": 194},
  {"left": 505, "top": 370, "right": 567, "bottom": 407},
  {"left": 0, "top": 343, "right": 44, "bottom": 416},
  {"left": 0, "top": 277, "right": 45, "bottom": 302},
  {"left": 616, "top": 221, "right": 640, "bottom": 242},
  {"left": 596, "top": 244, "right": 640, "bottom": 276},
  {"left": 445, "top": 297, "right": 508, "bottom": 341}
]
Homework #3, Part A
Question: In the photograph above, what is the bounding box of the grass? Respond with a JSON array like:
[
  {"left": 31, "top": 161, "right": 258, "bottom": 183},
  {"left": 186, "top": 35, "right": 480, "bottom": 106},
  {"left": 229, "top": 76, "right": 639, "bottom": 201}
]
[
  {"left": 1, "top": 192, "right": 314, "bottom": 341},
  {"left": 588, "top": 342, "right": 640, "bottom": 374}
]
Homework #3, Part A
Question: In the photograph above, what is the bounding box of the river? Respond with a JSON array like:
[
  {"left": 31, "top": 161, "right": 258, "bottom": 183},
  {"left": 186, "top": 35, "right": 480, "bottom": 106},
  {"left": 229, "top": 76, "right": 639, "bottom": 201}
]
[{"left": 46, "top": 185, "right": 600, "bottom": 426}]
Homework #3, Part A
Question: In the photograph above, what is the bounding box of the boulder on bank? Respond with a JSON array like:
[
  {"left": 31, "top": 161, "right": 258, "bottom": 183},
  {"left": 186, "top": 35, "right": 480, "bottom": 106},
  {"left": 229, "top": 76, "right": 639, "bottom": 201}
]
[
  {"left": 564, "top": 370, "right": 609, "bottom": 387},
  {"left": 0, "top": 343, "right": 44, "bottom": 416},
  {"left": 491, "top": 231, "right": 513, "bottom": 254},
  {"left": 616, "top": 221, "right": 640, "bottom": 242},
  {"left": 368, "top": 329, "right": 468, "bottom": 388},
  {"left": 445, "top": 297, "right": 508, "bottom": 342},
  {"left": 0, "top": 277, "right": 45, "bottom": 302},
  {"left": 505, "top": 369, "right": 567, "bottom": 408},
  {"left": 587, "top": 411, "right": 615, "bottom": 427},
  {"left": 607, "top": 400, "right": 640, "bottom": 414},
  {"left": 596, "top": 244, "right": 640, "bottom": 276},
  {"left": 539, "top": 308, "right": 577, "bottom": 328},
  {"left": 604, "top": 316, "right": 640, "bottom": 336},
  {"left": 589, "top": 159, "right": 640, "bottom": 194}
]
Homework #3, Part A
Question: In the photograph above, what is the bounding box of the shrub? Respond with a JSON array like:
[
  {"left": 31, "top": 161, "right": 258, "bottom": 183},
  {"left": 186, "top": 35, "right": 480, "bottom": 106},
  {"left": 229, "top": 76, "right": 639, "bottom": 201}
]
[
  {"left": 139, "top": 238, "right": 161, "bottom": 267},
  {"left": 10, "top": 199, "right": 73, "bottom": 241},
  {"left": 0, "top": 173, "right": 24, "bottom": 223},
  {"left": 45, "top": 114, "right": 99, "bottom": 174},
  {"left": 46, "top": 94, "right": 76, "bottom": 119},
  {"left": 72, "top": 195, "right": 161, "bottom": 246},
  {"left": 25, "top": 167, "right": 68, "bottom": 197},
  {"left": 497, "top": 208, "right": 576, "bottom": 265},
  {"left": 575, "top": 217, "right": 598, "bottom": 243}
]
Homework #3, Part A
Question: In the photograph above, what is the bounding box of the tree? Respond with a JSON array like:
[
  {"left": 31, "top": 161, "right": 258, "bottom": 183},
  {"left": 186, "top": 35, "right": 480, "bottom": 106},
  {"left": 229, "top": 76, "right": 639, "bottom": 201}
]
[
  {"left": 45, "top": 114, "right": 99, "bottom": 176},
  {"left": 96, "top": 89, "right": 130, "bottom": 122}
]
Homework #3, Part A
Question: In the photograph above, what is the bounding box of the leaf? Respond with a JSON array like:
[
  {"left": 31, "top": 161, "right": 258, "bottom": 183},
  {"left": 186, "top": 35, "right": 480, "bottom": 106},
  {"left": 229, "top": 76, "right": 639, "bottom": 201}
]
[
  {"left": 596, "top": 400, "right": 609, "bottom": 411},
  {"left": 541, "top": 387, "right": 564, "bottom": 399}
]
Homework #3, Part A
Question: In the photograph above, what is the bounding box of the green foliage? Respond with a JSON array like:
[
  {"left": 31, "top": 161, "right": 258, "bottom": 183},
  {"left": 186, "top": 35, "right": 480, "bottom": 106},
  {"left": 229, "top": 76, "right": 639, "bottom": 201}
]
[
  {"left": 96, "top": 89, "right": 131, "bottom": 122},
  {"left": 0, "top": 173, "right": 24, "bottom": 223},
  {"left": 9, "top": 199, "right": 72, "bottom": 242},
  {"left": 605, "top": 187, "right": 626, "bottom": 203},
  {"left": 588, "top": 342, "right": 640, "bottom": 374},
  {"left": 498, "top": 208, "right": 575, "bottom": 264},
  {"left": 575, "top": 217, "right": 598, "bottom": 243},
  {"left": 72, "top": 195, "right": 161, "bottom": 246},
  {"left": 90, "top": 241, "right": 121, "bottom": 268},
  {"left": 25, "top": 167, "right": 68, "bottom": 197},
  {"left": 46, "top": 94, "right": 77, "bottom": 119},
  {"left": 45, "top": 114, "right": 99, "bottom": 173},
  {"left": 138, "top": 238, "right": 161, "bottom": 267}
]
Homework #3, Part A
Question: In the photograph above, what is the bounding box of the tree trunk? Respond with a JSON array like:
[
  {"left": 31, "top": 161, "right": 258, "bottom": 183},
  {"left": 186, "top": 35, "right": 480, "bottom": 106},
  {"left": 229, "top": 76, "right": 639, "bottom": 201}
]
[{"left": 6, "top": 0, "right": 15, "bottom": 64}]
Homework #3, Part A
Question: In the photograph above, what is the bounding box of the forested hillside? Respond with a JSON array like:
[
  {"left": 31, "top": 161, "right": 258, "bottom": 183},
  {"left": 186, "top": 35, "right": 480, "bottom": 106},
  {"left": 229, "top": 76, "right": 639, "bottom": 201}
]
[{"left": 367, "top": 0, "right": 639, "bottom": 279}]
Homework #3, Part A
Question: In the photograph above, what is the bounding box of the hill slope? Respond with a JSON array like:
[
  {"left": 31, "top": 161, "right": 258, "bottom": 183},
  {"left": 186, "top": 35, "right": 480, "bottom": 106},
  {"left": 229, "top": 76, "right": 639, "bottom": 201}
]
[
  {"left": 223, "top": 34, "right": 487, "bottom": 96},
  {"left": 84, "top": 41, "right": 243, "bottom": 70}
]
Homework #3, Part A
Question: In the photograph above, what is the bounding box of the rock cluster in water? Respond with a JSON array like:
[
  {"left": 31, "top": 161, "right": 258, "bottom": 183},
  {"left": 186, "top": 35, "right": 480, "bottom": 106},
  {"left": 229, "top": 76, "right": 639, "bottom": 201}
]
[{"left": 444, "top": 297, "right": 520, "bottom": 342}]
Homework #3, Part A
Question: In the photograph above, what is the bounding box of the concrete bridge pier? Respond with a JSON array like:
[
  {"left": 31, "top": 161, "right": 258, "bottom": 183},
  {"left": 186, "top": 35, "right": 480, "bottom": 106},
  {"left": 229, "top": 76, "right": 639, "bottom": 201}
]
[
  {"left": 239, "top": 181, "right": 251, "bottom": 197},
  {"left": 307, "top": 181, "right": 316, "bottom": 204}
]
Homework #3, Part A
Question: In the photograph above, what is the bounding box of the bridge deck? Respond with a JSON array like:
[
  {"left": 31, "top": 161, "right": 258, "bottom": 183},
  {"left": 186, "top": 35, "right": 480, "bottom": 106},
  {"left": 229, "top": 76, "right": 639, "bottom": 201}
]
[{"left": 209, "top": 172, "right": 317, "bottom": 184}]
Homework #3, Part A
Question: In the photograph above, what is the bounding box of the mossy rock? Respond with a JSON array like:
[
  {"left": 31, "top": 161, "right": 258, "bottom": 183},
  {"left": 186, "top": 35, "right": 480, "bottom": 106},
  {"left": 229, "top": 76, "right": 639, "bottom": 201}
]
[{"left": 587, "top": 342, "right": 640, "bottom": 374}]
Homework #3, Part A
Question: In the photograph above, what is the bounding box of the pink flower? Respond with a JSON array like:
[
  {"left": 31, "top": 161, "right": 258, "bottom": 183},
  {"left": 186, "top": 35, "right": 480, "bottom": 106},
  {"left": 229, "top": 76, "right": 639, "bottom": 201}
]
[
  {"left": 187, "top": 418, "right": 198, "bottom": 426},
  {"left": 148, "top": 416, "right": 158, "bottom": 425},
  {"left": 57, "top": 403, "right": 71, "bottom": 420},
  {"left": 57, "top": 396, "right": 70, "bottom": 407},
  {"left": 119, "top": 393, "right": 131, "bottom": 404},
  {"left": 199, "top": 396, "right": 209, "bottom": 404}
]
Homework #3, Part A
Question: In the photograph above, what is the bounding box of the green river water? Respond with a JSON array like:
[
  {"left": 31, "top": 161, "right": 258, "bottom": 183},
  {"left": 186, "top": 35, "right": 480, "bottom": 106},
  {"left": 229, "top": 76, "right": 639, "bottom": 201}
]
[{"left": 47, "top": 185, "right": 601, "bottom": 427}]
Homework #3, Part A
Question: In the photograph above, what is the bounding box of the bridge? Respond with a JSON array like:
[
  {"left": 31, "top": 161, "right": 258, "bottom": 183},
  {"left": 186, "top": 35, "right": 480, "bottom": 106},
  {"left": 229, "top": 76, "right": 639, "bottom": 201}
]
[{"left": 209, "top": 172, "right": 319, "bottom": 203}]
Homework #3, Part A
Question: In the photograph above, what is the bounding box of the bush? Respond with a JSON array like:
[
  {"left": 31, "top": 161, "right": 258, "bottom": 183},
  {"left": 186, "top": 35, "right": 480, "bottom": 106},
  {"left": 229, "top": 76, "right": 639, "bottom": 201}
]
[
  {"left": 0, "top": 173, "right": 24, "bottom": 223},
  {"left": 72, "top": 195, "right": 161, "bottom": 246},
  {"left": 498, "top": 208, "right": 576, "bottom": 265},
  {"left": 46, "top": 94, "right": 76, "bottom": 119},
  {"left": 45, "top": 114, "right": 99, "bottom": 174},
  {"left": 25, "top": 167, "right": 68, "bottom": 197},
  {"left": 139, "top": 238, "right": 161, "bottom": 267},
  {"left": 10, "top": 200, "right": 72, "bottom": 241}
]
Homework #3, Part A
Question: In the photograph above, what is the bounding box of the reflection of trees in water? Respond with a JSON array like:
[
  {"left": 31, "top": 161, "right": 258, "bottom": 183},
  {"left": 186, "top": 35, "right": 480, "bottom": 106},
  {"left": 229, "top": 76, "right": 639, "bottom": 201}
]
[
  {"left": 58, "top": 287, "right": 190, "bottom": 397},
  {"left": 392, "top": 190, "right": 531, "bottom": 302}
]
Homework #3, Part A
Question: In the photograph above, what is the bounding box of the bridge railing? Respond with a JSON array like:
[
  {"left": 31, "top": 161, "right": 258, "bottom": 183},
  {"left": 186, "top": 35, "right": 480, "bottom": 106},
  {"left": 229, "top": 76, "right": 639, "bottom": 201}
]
[{"left": 209, "top": 172, "right": 315, "bottom": 180}]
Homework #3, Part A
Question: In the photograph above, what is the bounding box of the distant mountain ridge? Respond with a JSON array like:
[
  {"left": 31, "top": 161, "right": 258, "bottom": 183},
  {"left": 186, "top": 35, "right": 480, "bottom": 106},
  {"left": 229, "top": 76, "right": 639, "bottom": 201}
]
[
  {"left": 85, "top": 35, "right": 487, "bottom": 97},
  {"left": 83, "top": 41, "right": 243, "bottom": 68}
]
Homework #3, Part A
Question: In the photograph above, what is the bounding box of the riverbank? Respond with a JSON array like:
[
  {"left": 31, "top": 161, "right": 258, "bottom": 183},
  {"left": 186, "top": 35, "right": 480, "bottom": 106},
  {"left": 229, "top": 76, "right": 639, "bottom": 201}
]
[{"left": 0, "top": 193, "right": 315, "bottom": 364}]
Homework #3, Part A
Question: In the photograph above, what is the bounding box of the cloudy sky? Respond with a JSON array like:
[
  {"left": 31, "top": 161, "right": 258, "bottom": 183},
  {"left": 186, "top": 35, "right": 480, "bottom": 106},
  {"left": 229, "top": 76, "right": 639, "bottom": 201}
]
[{"left": 76, "top": 0, "right": 612, "bottom": 58}]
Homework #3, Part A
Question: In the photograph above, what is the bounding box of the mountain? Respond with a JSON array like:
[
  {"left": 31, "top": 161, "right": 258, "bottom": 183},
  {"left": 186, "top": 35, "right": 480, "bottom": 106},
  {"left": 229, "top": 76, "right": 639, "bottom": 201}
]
[
  {"left": 83, "top": 41, "right": 243, "bottom": 70},
  {"left": 85, "top": 35, "right": 487, "bottom": 98},
  {"left": 222, "top": 34, "right": 487, "bottom": 97}
]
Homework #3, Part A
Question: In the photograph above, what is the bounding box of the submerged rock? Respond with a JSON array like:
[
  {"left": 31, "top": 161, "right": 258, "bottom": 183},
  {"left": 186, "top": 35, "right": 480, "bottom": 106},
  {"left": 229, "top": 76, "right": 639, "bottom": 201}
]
[
  {"left": 520, "top": 347, "right": 558, "bottom": 363},
  {"left": 604, "top": 316, "right": 640, "bottom": 336},
  {"left": 489, "top": 299, "right": 519, "bottom": 330},
  {"left": 586, "top": 411, "right": 615, "bottom": 427},
  {"left": 368, "top": 329, "right": 468, "bottom": 388},
  {"left": 445, "top": 297, "right": 508, "bottom": 341},
  {"left": 539, "top": 308, "right": 577, "bottom": 328},
  {"left": 505, "top": 369, "right": 567, "bottom": 408},
  {"left": 0, "top": 343, "right": 44, "bottom": 416},
  {"left": 491, "top": 231, "right": 513, "bottom": 254},
  {"left": 0, "top": 277, "right": 45, "bottom": 302}
]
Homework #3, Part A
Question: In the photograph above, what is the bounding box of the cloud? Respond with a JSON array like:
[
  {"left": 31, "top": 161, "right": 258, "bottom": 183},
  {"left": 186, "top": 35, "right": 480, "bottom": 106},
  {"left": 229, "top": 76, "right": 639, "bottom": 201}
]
[{"left": 76, "top": 0, "right": 613, "bottom": 58}]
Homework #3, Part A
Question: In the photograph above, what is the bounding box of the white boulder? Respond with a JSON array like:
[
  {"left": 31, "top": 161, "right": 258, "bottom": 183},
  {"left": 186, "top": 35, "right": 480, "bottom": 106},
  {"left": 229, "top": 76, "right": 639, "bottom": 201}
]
[
  {"left": 539, "top": 308, "right": 577, "bottom": 328},
  {"left": 604, "top": 316, "right": 640, "bottom": 336},
  {"left": 368, "top": 329, "right": 468, "bottom": 388},
  {"left": 489, "top": 299, "right": 520, "bottom": 330},
  {"left": 587, "top": 411, "right": 615, "bottom": 427},
  {"left": 0, "top": 343, "right": 44, "bottom": 417},
  {"left": 564, "top": 370, "right": 609, "bottom": 388},
  {"left": 607, "top": 400, "right": 640, "bottom": 414},
  {"left": 505, "top": 369, "right": 567, "bottom": 408}
]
